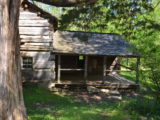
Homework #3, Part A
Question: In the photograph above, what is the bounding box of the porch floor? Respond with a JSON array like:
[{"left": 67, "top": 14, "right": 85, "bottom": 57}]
[{"left": 54, "top": 74, "right": 139, "bottom": 90}]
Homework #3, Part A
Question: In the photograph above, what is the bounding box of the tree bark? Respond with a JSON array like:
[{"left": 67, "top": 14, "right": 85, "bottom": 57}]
[
  {"left": 32, "top": 0, "right": 98, "bottom": 7},
  {"left": 0, "top": 0, "right": 27, "bottom": 120}
]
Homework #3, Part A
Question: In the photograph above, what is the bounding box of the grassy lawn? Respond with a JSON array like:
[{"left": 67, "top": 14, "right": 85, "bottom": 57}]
[
  {"left": 24, "top": 85, "right": 160, "bottom": 120},
  {"left": 24, "top": 87, "right": 130, "bottom": 120},
  {"left": 23, "top": 66, "right": 160, "bottom": 120}
]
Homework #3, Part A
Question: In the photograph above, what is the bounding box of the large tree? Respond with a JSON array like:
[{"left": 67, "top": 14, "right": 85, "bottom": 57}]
[
  {"left": 33, "top": 0, "right": 98, "bottom": 7},
  {"left": 0, "top": 0, "right": 98, "bottom": 119},
  {"left": 0, "top": 0, "right": 27, "bottom": 119}
]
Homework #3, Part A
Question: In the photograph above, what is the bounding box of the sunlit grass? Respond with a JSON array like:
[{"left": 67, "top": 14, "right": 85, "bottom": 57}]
[
  {"left": 24, "top": 85, "right": 160, "bottom": 120},
  {"left": 24, "top": 87, "right": 129, "bottom": 120},
  {"left": 23, "top": 70, "right": 160, "bottom": 120}
]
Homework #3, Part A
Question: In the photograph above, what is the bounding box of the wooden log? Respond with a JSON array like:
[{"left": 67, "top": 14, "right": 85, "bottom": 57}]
[
  {"left": 20, "top": 45, "right": 52, "bottom": 51},
  {"left": 21, "top": 38, "right": 53, "bottom": 43},
  {"left": 109, "top": 57, "right": 119, "bottom": 72},
  {"left": 84, "top": 56, "right": 88, "bottom": 82},
  {"left": 19, "top": 27, "right": 52, "bottom": 35},
  {"left": 60, "top": 68, "right": 84, "bottom": 71},
  {"left": 20, "top": 11, "right": 38, "bottom": 15},
  {"left": 20, "top": 35, "right": 50, "bottom": 39},
  {"left": 19, "top": 19, "right": 50, "bottom": 27},
  {"left": 20, "top": 51, "right": 54, "bottom": 61},
  {"left": 22, "top": 42, "right": 51, "bottom": 46},
  {"left": 103, "top": 56, "right": 106, "bottom": 82},
  {"left": 34, "top": 61, "right": 54, "bottom": 69},
  {"left": 57, "top": 55, "right": 61, "bottom": 83},
  {"left": 20, "top": 51, "right": 55, "bottom": 69},
  {"left": 19, "top": 12, "right": 44, "bottom": 20}
]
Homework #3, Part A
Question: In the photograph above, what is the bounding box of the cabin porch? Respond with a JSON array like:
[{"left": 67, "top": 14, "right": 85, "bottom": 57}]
[
  {"left": 53, "top": 54, "right": 140, "bottom": 90},
  {"left": 53, "top": 74, "right": 139, "bottom": 90}
]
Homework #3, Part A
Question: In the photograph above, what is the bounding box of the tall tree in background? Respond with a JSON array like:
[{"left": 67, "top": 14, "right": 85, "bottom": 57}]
[
  {"left": 0, "top": 0, "right": 98, "bottom": 119},
  {"left": 33, "top": 0, "right": 98, "bottom": 7},
  {"left": 59, "top": 0, "right": 153, "bottom": 34}
]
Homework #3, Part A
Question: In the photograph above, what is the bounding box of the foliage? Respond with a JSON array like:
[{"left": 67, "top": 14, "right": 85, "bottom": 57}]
[
  {"left": 58, "top": 0, "right": 160, "bottom": 95},
  {"left": 132, "top": 0, "right": 160, "bottom": 93},
  {"left": 59, "top": 0, "right": 153, "bottom": 34},
  {"left": 31, "top": 0, "right": 160, "bottom": 98}
]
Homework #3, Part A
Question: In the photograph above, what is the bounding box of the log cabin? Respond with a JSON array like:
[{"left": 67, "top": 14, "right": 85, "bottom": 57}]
[
  {"left": 19, "top": 0, "right": 57, "bottom": 84},
  {"left": 53, "top": 31, "right": 140, "bottom": 89},
  {"left": 19, "top": 0, "right": 140, "bottom": 89}
]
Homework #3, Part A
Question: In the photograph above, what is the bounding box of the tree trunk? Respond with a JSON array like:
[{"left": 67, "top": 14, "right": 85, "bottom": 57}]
[
  {"left": 0, "top": 0, "right": 27, "bottom": 120},
  {"left": 33, "top": 0, "right": 98, "bottom": 7}
]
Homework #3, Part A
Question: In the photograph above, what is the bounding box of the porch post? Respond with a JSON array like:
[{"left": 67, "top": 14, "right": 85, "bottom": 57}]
[
  {"left": 136, "top": 57, "right": 140, "bottom": 83},
  {"left": 103, "top": 56, "right": 106, "bottom": 83},
  {"left": 57, "top": 55, "right": 61, "bottom": 83},
  {"left": 84, "top": 55, "right": 88, "bottom": 83}
]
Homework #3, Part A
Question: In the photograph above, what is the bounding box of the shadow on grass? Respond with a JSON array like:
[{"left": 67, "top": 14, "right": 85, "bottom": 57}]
[
  {"left": 23, "top": 86, "right": 160, "bottom": 120},
  {"left": 24, "top": 86, "right": 108, "bottom": 120}
]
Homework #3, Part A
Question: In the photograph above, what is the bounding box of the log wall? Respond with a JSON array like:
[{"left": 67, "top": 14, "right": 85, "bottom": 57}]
[{"left": 19, "top": 10, "right": 55, "bottom": 84}]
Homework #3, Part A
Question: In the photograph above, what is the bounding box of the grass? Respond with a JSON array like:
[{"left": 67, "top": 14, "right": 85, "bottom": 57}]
[
  {"left": 24, "top": 87, "right": 131, "bottom": 120},
  {"left": 24, "top": 87, "right": 160, "bottom": 120},
  {"left": 23, "top": 72, "right": 160, "bottom": 120}
]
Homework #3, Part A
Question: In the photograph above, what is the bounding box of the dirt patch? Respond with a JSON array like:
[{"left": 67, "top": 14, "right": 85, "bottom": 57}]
[
  {"left": 53, "top": 90, "right": 122, "bottom": 103},
  {"left": 30, "top": 101, "right": 55, "bottom": 108},
  {"left": 74, "top": 92, "right": 122, "bottom": 103},
  {"left": 52, "top": 88, "right": 139, "bottom": 104}
]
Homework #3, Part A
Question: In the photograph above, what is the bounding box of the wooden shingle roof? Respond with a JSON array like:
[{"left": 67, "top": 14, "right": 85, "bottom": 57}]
[{"left": 53, "top": 31, "right": 139, "bottom": 57}]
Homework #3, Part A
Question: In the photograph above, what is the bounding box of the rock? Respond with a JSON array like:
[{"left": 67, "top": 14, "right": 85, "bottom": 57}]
[
  {"left": 110, "top": 90, "right": 120, "bottom": 95},
  {"left": 108, "top": 95, "right": 122, "bottom": 100},
  {"left": 48, "top": 83, "right": 55, "bottom": 89},
  {"left": 87, "top": 86, "right": 100, "bottom": 93},
  {"left": 36, "top": 102, "right": 41, "bottom": 106},
  {"left": 140, "top": 116, "right": 147, "bottom": 120},
  {"left": 44, "top": 107, "right": 51, "bottom": 111},
  {"left": 107, "top": 90, "right": 122, "bottom": 100},
  {"left": 100, "top": 89, "right": 110, "bottom": 93}
]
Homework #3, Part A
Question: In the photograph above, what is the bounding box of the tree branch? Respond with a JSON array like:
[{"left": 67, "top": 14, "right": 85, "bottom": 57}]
[
  {"left": 32, "top": 0, "right": 98, "bottom": 7},
  {"left": 154, "top": 1, "right": 160, "bottom": 9}
]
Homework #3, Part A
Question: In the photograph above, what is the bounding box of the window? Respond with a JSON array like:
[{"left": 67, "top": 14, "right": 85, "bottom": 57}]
[
  {"left": 22, "top": 57, "right": 33, "bottom": 69},
  {"left": 79, "top": 56, "right": 84, "bottom": 60}
]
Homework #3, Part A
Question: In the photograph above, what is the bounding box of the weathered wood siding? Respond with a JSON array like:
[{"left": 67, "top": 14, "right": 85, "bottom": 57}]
[
  {"left": 19, "top": 11, "right": 54, "bottom": 51},
  {"left": 56, "top": 55, "right": 119, "bottom": 76},
  {"left": 19, "top": 10, "right": 55, "bottom": 83},
  {"left": 21, "top": 51, "right": 55, "bottom": 82},
  {"left": 88, "top": 56, "right": 118, "bottom": 74}
]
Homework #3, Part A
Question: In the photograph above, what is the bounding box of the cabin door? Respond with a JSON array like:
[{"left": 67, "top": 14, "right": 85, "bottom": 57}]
[{"left": 88, "top": 56, "right": 103, "bottom": 75}]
